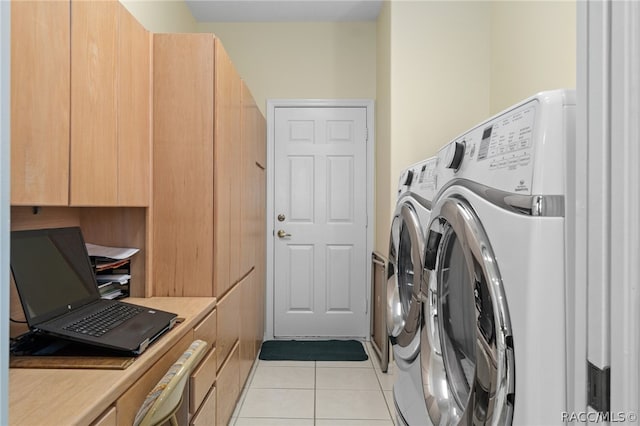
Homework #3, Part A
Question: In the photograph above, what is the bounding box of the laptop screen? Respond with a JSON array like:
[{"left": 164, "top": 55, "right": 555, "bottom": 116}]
[{"left": 10, "top": 227, "right": 100, "bottom": 326}]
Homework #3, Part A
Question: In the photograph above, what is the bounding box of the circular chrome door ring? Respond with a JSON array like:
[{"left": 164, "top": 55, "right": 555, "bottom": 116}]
[
  {"left": 387, "top": 202, "right": 425, "bottom": 353},
  {"left": 421, "top": 196, "right": 515, "bottom": 425}
]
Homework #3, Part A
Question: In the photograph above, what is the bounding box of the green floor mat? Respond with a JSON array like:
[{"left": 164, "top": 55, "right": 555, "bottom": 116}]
[{"left": 258, "top": 339, "right": 368, "bottom": 361}]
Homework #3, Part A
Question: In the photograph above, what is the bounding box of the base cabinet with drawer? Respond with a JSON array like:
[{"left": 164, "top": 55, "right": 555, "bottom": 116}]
[
  {"left": 111, "top": 301, "right": 219, "bottom": 425},
  {"left": 115, "top": 306, "right": 218, "bottom": 425},
  {"left": 191, "top": 386, "right": 217, "bottom": 426},
  {"left": 90, "top": 406, "right": 117, "bottom": 426},
  {"left": 216, "top": 343, "right": 241, "bottom": 425}
]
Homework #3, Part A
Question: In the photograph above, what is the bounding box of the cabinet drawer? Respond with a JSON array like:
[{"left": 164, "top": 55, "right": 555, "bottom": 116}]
[
  {"left": 91, "top": 406, "right": 116, "bottom": 426},
  {"left": 190, "top": 386, "right": 216, "bottom": 426},
  {"left": 189, "top": 346, "right": 217, "bottom": 414},
  {"left": 216, "top": 343, "right": 240, "bottom": 426},
  {"left": 217, "top": 286, "right": 240, "bottom": 368},
  {"left": 194, "top": 308, "right": 216, "bottom": 346}
]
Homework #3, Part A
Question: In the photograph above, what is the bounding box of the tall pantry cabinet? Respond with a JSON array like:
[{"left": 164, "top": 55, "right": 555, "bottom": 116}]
[{"left": 152, "top": 34, "right": 266, "bottom": 426}]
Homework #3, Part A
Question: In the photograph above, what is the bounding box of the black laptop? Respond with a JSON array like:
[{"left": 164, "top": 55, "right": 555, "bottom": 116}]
[{"left": 10, "top": 226, "right": 177, "bottom": 356}]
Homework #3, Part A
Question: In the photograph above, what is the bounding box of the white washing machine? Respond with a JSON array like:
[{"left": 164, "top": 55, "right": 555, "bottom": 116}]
[
  {"left": 387, "top": 157, "right": 438, "bottom": 425},
  {"left": 420, "top": 89, "right": 575, "bottom": 424}
]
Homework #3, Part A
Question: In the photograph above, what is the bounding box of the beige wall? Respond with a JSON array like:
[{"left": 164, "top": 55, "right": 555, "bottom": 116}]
[
  {"left": 120, "top": 0, "right": 197, "bottom": 33},
  {"left": 490, "top": 1, "right": 576, "bottom": 113},
  {"left": 196, "top": 22, "right": 377, "bottom": 115},
  {"left": 373, "top": 0, "right": 492, "bottom": 253},
  {"left": 375, "top": 2, "right": 392, "bottom": 254}
]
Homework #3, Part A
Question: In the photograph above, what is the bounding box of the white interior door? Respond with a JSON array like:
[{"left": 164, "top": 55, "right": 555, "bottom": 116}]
[{"left": 273, "top": 106, "right": 368, "bottom": 338}]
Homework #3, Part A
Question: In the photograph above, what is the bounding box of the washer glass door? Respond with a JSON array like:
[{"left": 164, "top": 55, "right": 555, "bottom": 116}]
[
  {"left": 387, "top": 202, "right": 424, "bottom": 350},
  {"left": 421, "top": 196, "right": 515, "bottom": 425}
]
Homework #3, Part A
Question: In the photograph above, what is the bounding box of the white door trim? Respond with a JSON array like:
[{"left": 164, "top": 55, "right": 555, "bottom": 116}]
[{"left": 265, "top": 99, "right": 375, "bottom": 340}]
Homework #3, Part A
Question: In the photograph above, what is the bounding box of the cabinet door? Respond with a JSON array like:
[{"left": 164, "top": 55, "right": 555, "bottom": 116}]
[
  {"left": 239, "top": 271, "right": 256, "bottom": 386},
  {"left": 70, "top": 0, "right": 118, "bottom": 206},
  {"left": 11, "top": 0, "right": 70, "bottom": 206},
  {"left": 116, "top": 4, "right": 151, "bottom": 206},
  {"left": 256, "top": 165, "right": 267, "bottom": 350},
  {"left": 256, "top": 106, "right": 267, "bottom": 169},
  {"left": 216, "top": 283, "right": 240, "bottom": 368},
  {"left": 214, "top": 39, "right": 242, "bottom": 298},
  {"left": 71, "top": 0, "right": 150, "bottom": 206},
  {"left": 152, "top": 33, "right": 215, "bottom": 296},
  {"left": 240, "top": 82, "right": 257, "bottom": 276}
]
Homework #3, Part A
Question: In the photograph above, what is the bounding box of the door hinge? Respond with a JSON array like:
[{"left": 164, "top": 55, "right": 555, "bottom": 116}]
[
  {"left": 365, "top": 127, "right": 369, "bottom": 142},
  {"left": 587, "top": 361, "right": 610, "bottom": 413}
]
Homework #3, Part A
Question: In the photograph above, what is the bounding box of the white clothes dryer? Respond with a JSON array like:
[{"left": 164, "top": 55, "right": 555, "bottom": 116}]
[
  {"left": 387, "top": 157, "right": 438, "bottom": 426},
  {"left": 420, "top": 89, "right": 575, "bottom": 425}
]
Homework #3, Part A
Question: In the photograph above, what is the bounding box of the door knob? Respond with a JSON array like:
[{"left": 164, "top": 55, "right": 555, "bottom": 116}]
[{"left": 277, "top": 229, "right": 292, "bottom": 238}]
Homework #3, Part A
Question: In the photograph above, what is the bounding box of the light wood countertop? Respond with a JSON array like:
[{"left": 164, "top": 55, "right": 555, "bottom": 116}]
[{"left": 9, "top": 297, "right": 216, "bottom": 426}]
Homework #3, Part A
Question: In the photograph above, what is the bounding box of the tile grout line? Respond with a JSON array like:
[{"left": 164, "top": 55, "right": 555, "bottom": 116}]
[{"left": 313, "top": 360, "right": 317, "bottom": 425}]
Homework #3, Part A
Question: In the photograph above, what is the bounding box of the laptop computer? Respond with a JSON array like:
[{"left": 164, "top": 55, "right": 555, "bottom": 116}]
[{"left": 10, "top": 226, "right": 178, "bottom": 356}]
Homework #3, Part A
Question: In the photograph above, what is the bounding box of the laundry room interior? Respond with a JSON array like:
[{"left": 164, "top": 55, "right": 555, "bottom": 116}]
[{"left": 2, "top": 0, "right": 640, "bottom": 425}]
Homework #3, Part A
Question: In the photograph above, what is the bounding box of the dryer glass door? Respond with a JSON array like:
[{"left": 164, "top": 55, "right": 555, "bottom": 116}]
[{"left": 422, "top": 196, "right": 515, "bottom": 425}]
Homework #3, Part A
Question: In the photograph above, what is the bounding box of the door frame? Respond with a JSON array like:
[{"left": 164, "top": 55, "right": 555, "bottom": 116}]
[{"left": 265, "top": 99, "right": 375, "bottom": 340}]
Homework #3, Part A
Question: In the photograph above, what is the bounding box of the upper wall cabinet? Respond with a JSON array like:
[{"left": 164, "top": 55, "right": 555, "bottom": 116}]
[
  {"left": 11, "top": 0, "right": 151, "bottom": 207},
  {"left": 11, "top": 1, "right": 70, "bottom": 205},
  {"left": 71, "top": 0, "right": 150, "bottom": 206}
]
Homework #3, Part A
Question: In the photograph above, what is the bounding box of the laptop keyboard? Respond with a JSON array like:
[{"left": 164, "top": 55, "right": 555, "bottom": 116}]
[{"left": 63, "top": 303, "right": 145, "bottom": 337}]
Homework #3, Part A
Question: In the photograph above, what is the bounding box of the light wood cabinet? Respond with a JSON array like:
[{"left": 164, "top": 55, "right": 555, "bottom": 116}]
[
  {"left": 190, "top": 347, "right": 217, "bottom": 414},
  {"left": 214, "top": 40, "right": 243, "bottom": 299},
  {"left": 115, "top": 4, "right": 152, "bottom": 206},
  {"left": 10, "top": 0, "right": 70, "bottom": 206},
  {"left": 70, "top": 0, "right": 151, "bottom": 206},
  {"left": 11, "top": 0, "right": 151, "bottom": 207},
  {"left": 256, "top": 164, "right": 267, "bottom": 349},
  {"left": 152, "top": 35, "right": 262, "bottom": 298},
  {"left": 70, "top": 0, "right": 118, "bottom": 205},
  {"left": 241, "top": 82, "right": 258, "bottom": 276},
  {"left": 152, "top": 36, "right": 266, "bottom": 421},
  {"left": 216, "top": 343, "right": 240, "bottom": 426},
  {"left": 152, "top": 33, "right": 215, "bottom": 297},
  {"left": 239, "top": 270, "right": 257, "bottom": 386},
  {"left": 190, "top": 309, "right": 218, "bottom": 416},
  {"left": 191, "top": 387, "right": 216, "bottom": 426},
  {"left": 216, "top": 283, "right": 241, "bottom": 369},
  {"left": 90, "top": 406, "right": 117, "bottom": 426},
  {"left": 114, "top": 302, "right": 217, "bottom": 426}
]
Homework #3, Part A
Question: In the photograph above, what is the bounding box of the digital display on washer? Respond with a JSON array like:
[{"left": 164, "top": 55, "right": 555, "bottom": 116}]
[{"left": 477, "top": 126, "right": 493, "bottom": 161}]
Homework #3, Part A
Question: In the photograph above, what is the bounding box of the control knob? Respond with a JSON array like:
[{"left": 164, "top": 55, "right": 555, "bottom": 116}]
[
  {"left": 444, "top": 141, "right": 465, "bottom": 170},
  {"left": 403, "top": 169, "right": 414, "bottom": 186}
]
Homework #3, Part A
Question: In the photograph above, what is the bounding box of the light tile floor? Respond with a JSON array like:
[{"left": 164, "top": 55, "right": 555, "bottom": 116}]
[{"left": 230, "top": 342, "right": 397, "bottom": 426}]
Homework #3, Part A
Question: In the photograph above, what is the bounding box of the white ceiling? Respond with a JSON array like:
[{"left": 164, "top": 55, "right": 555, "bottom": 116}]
[{"left": 185, "top": 0, "right": 384, "bottom": 22}]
